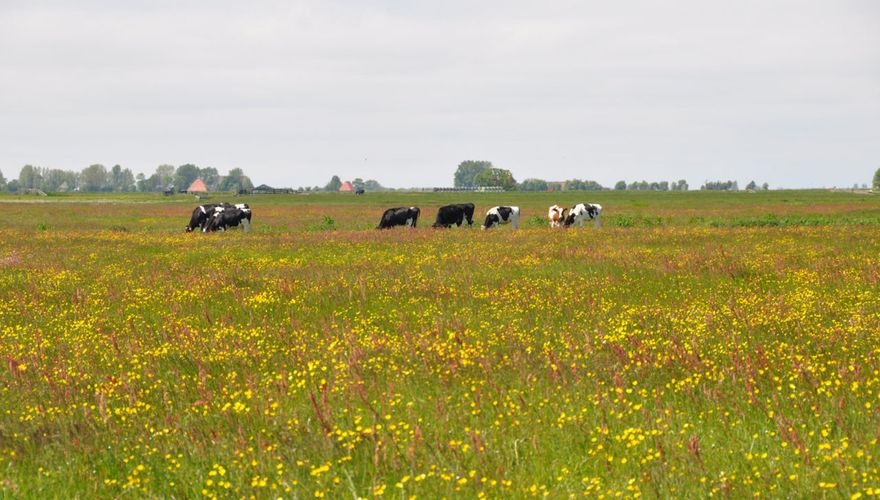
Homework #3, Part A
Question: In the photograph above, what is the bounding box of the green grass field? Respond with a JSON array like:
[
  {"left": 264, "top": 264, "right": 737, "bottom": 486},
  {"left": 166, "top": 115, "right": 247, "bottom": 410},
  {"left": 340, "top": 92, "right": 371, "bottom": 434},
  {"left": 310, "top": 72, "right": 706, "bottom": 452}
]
[{"left": 1, "top": 190, "right": 879, "bottom": 498}]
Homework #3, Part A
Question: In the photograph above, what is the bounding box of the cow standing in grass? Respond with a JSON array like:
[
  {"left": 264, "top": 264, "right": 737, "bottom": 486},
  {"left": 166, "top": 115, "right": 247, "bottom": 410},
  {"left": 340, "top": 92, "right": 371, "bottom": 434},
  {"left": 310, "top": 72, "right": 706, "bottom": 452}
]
[
  {"left": 378, "top": 207, "right": 420, "bottom": 229},
  {"left": 186, "top": 204, "right": 226, "bottom": 232},
  {"left": 482, "top": 206, "right": 520, "bottom": 230},
  {"left": 548, "top": 205, "right": 568, "bottom": 228},
  {"left": 432, "top": 203, "right": 475, "bottom": 228},
  {"left": 564, "top": 203, "right": 602, "bottom": 228},
  {"left": 204, "top": 206, "right": 252, "bottom": 232}
]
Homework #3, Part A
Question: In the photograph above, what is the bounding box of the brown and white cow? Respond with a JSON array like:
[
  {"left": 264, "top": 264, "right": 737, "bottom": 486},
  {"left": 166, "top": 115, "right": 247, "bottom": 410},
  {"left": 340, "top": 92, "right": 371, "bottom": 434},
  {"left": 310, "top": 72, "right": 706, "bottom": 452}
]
[{"left": 548, "top": 205, "right": 568, "bottom": 228}]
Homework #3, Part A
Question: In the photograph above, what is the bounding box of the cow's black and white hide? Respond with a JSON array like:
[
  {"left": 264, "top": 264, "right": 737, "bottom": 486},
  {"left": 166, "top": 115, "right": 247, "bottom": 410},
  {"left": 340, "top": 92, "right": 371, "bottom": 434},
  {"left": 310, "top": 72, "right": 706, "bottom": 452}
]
[
  {"left": 186, "top": 203, "right": 250, "bottom": 232},
  {"left": 203, "top": 206, "right": 252, "bottom": 232},
  {"left": 481, "top": 206, "right": 520, "bottom": 229},
  {"left": 377, "top": 207, "right": 420, "bottom": 229},
  {"left": 432, "top": 203, "right": 475, "bottom": 228},
  {"left": 186, "top": 203, "right": 227, "bottom": 232},
  {"left": 563, "top": 203, "right": 602, "bottom": 228}
]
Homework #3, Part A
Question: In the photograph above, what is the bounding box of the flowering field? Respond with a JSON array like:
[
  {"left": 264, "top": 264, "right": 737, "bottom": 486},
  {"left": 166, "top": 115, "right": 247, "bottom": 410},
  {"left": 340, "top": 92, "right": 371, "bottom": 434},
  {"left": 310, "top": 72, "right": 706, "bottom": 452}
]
[{"left": 1, "top": 191, "right": 880, "bottom": 498}]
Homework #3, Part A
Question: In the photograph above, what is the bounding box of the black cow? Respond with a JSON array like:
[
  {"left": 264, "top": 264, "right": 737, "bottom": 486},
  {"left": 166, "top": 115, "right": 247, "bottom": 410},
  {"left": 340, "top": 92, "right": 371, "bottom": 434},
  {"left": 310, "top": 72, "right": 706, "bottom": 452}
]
[
  {"left": 355, "top": 188, "right": 365, "bottom": 195},
  {"left": 432, "top": 203, "right": 475, "bottom": 228},
  {"left": 204, "top": 206, "right": 252, "bottom": 232},
  {"left": 377, "top": 207, "right": 420, "bottom": 229}
]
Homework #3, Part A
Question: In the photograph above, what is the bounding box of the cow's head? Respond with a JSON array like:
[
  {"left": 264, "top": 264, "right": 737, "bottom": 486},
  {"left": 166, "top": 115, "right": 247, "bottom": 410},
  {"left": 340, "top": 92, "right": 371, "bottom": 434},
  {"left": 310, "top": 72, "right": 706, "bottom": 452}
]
[
  {"left": 563, "top": 211, "right": 576, "bottom": 227},
  {"left": 482, "top": 213, "right": 499, "bottom": 229}
]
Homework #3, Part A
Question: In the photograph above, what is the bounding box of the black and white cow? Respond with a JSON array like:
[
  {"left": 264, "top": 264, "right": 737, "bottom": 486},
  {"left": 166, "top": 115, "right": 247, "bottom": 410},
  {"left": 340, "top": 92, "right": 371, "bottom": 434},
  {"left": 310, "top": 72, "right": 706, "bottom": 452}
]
[
  {"left": 432, "top": 203, "right": 475, "bottom": 228},
  {"left": 204, "top": 206, "right": 252, "bottom": 232},
  {"left": 481, "top": 206, "right": 520, "bottom": 229},
  {"left": 377, "top": 207, "right": 420, "bottom": 229},
  {"left": 186, "top": 203, "right": 227, "bottom": 232},
  {"left": 186, "top": 203, "right": 250, "bottom": 232},
  {"left": 563, "top": 203, "right": 602, "bottom": 228}
]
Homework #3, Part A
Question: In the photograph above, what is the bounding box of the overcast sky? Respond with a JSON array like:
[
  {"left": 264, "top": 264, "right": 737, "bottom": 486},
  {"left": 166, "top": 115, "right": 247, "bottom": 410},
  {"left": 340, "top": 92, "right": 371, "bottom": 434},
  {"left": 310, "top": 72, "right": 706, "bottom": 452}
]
[{"left": 1, "top": 0, "right": 878, "bottom": 188}]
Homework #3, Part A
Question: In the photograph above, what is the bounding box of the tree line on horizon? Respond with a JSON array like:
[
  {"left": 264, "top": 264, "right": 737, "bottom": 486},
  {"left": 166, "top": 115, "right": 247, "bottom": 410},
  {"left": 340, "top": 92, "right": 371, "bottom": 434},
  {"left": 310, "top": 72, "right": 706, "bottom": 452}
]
[
  {"left": 454, "top": 160, "right": 775, "bottom": 192},
  {"left": 0, "top": 164, "right": 254, "bottom": 193}
]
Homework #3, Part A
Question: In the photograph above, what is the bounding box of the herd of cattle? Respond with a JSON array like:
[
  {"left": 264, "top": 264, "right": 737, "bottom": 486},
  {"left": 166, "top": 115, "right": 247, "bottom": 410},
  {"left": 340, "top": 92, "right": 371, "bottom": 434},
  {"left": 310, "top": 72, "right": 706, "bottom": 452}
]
[
  {"left": 185, "top": 201, "right": 602, "bottom": 232},
  {"left": 378, "top": 202, "right": 602, "bottom": 229}
]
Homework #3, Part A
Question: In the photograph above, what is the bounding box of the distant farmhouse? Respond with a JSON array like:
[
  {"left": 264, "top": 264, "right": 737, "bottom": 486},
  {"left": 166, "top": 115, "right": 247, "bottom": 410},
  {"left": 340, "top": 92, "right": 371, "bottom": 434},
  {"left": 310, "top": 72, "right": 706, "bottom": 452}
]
[{"left": 186, "top": 178, "right": 208, "bottom": 194}]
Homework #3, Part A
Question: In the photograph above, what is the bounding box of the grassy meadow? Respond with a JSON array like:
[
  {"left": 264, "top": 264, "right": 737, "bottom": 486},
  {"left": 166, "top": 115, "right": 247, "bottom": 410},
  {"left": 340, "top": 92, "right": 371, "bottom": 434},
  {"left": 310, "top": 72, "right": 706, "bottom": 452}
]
[{"left": 1, "top": 190, "right": 880, "bottom": 498}]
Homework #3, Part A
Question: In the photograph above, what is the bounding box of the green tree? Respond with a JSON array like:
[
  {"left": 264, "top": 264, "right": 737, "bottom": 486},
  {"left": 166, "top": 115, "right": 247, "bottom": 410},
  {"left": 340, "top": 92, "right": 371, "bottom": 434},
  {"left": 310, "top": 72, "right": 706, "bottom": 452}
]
[
  {"left": 473, "top": 168, "right": 517, "bottom": 191},
  {"left": 173, "top": 164, "right": 201, "bottom": 191},
  {"left": 218, "top": 168, "right": 253, "bottom": 192},
  {"left": 454, "top": 161, "right": 493, "bottom": 188},
  {"left": 18, "top": 165, "right": 41, "bottom": 190},
  {"left": 873, "top": 168, "right": 880, "bottom": 190},
  {"left": 325, "top": 175, "right": 342, "bottom": 192},
  {"left": 745, "top": 180, "right": 757, "bottom": 191},
  {"left": 120, "top": 168, "right": 135, "bottom": 192},
  {"left": 240, "top": 175, "right": 254, "bottom": 192},
  {"left": 0, "top": 169, "right": 6, "bottom": 191},
  {"left": 220, "top": 168, "right": 243, "bottom": 192},
  {"left": 363, "top": 179, "right": 385, "bottom": 191},
  {"left": 43, "top": 169, "right": 76, "bottom": 192},
  {"left": 614, "top": 180, "right": 626, "bottom": 190},
  {"left": 564, "top": 179, "right": 604, "bottom": 191},
  {"left": 155, "top": 164, "right": 175, "bottom": 189},
  {"left": 200, "top": 167, "right": 220, "bottom": 191},
  {"left": 519, "top": 178, "right": 548, "bottom": 192},
  {"left": 80, "top": 164, "right": 108, "bottom": 191}
]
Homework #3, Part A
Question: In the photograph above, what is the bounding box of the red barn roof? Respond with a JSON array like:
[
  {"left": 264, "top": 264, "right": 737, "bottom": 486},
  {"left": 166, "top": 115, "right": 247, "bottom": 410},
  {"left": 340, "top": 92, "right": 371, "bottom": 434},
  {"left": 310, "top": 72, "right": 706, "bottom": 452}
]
[
  {"left": 339, "top": 181, "right": 354, "bottom": 192},
  {"left": 187, "top": 178, "right": 208, "bottom": 193}
]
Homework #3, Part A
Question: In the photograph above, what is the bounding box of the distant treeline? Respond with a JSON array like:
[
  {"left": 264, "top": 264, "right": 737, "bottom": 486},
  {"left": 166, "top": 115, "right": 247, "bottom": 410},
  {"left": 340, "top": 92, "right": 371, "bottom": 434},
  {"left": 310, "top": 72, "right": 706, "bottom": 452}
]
[
  {"left": 312, "top": 175, "right": 389, "bottom": 192},
  {"left": 0, "top": 164, "right": 255, "bottom": 193},
  {"left": 454, "top": 160, "right": 770, "bottom": 192}
]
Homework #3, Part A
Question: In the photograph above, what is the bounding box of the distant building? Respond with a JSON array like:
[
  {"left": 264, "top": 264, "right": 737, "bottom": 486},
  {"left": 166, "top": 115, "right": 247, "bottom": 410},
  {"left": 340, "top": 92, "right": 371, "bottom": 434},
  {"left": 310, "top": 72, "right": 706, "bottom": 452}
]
[
  {"left": 339, "top": 181, "right": 354, "bottom": 192},
  {"left": 186, "top": 178, "right": 208, "bottom": 193}
]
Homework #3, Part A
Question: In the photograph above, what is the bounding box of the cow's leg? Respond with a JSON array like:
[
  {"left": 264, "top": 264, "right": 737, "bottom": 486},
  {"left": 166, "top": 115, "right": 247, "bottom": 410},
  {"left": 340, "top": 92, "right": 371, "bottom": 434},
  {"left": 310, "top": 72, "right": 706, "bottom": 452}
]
[
  {"left": 594, "top": 214, "right": 601, "bottom": 228},
  {"left": 242, "top": 218, "right": 251, "bottom": 232}
]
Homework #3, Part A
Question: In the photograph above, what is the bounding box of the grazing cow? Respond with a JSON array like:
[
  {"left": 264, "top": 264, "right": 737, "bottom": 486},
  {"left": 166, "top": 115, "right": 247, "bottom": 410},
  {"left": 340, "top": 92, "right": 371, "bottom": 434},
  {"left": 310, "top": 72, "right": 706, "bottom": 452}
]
[
  {"left": 564, "top": 203, "right": 602, "bottom": 228},
  {"left": 355, "top": 188, "right": 365, "bottom": 195},
  {"left": 432, "top": 203, "right": 475, "bottom": 228},
  {"left": 185, "top": 203, "right": 250, "bottom": 232},
  {"left": 204, "top": 206, "right": 252, "bottom": 232},
  {"left": 548, "top": 205, "right": 568, "bottom": 228},
  {"left": 482, "top": 206, "right": 520, "bottom": 230},
  {"left": 377, "top": 207, "right": 420, "bottom": 229},
  {"left": 185, "top": 203, "right": 226, "bottom": 232}
]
